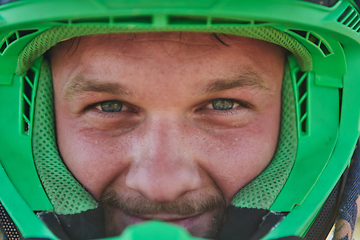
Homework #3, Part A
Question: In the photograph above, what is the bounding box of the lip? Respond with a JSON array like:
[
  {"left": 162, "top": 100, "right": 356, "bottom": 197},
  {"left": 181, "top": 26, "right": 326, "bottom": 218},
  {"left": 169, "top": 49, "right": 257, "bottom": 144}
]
[{"left": 123, "top": 212, "right": 203, "bottom": 230}]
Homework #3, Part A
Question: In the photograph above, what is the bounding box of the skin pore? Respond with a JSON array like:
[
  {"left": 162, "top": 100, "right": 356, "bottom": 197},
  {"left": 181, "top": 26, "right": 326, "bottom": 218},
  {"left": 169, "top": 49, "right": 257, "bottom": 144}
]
[{"left": 50, "top": 32, "right": 286, "bottom": 238}]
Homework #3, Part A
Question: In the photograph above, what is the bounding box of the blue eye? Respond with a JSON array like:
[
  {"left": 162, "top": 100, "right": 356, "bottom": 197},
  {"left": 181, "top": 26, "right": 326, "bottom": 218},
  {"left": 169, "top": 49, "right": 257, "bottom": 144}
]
[
  {"left": 97, "top": 101, "right": 123, "bottom": 112},
  {"left": 212, "top": 99, "right": 235, "bottom": 110}
]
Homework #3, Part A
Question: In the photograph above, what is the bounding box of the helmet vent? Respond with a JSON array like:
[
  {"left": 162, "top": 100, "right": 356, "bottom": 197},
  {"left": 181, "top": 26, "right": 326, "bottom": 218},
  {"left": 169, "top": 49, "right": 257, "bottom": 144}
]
[
  {"left": 211, "top": 17, "right": 251, "bottom": 25},
  {"left": 114, "top": 16, "right": 152, "bottom": 24},
  {"left": 59, "top": 16, "right": 153, "bottom": 24},
  {"left": 17, "top": 29, "right": 39, "bottom": 38},
  {"left": 295, "top": 69, "right": 308, "bottom": 134},
  {"left": 167, "top": 16, "right": 253, "bottom": 25},
  {"left": 288, "top": 29, "right": 332, "bottom": 57},
  {"left": 337, "top": 6, "right": 360, "bottom": 32},
  {"left": 308, "top": 33, "right": 319, "bottom": 45},
  {"left": 22, "top": 68, "right": 37, "bottom": 134},
  {"left": 0, "top": 29, "right": 38, "bottom": 55},
  {"left": 0, "top": 41, "right": 6, "bottom": 54},
  {"left": 59, "top": 16, "right": 254, "bottom": 25},
  {"left": 7, "top": 32, "right": 17, "bottom": 45},
  {"left": 72, "top": 17, "right": 110, "bottom": 24},
  {"left": 320, "top": 42, "right": 331, "bottom": 55},
  {"left": 168, "top": 16, "right": 208, "bottom": 25}
]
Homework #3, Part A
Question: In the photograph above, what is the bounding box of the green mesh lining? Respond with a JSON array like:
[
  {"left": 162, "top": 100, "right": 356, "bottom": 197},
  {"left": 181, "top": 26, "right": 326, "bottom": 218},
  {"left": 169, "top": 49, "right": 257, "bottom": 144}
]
[
  {"left": 232, "top": 63, "right": 297, "bottom": 209},
  {"left": 28, "top": 25, "right": 299, "bottom": 215},
  {"left": 16, "top": 25, "right": 312, "bottom": 76},
  {"left": 32, "top": 59, "right": 98, "bottom": 215}
]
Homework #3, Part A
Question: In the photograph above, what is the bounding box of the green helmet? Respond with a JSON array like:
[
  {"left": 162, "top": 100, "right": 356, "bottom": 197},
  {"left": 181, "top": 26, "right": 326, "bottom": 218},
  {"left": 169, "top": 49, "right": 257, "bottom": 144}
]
[{"left": 0, "top": 0, "right": 360, "bottom": 239}]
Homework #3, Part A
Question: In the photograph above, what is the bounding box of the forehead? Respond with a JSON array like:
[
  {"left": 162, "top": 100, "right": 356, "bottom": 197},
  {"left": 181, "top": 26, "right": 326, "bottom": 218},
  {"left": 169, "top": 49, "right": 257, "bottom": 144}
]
[
  {"left": 50, "top": 32, "right": 285, "bottom": 63},
  {"left": 50, "top": 32, "right": 286, "bottom": 96}
]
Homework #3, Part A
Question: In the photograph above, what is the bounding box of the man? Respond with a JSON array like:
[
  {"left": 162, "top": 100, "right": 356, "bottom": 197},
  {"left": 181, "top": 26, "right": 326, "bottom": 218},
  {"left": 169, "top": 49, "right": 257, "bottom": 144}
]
[
  {"left": 51, "top": 32, "right": 285, "bottom": 238},
  {"left": 0, "top": 0, "right": 360, "bottom": 240}
]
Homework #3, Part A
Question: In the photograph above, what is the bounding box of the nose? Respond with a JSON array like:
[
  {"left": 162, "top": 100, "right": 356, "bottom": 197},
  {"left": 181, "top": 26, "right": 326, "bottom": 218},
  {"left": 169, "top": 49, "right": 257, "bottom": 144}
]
[{"left": 125, "top": 114, "right": 201, "bottom": 203}]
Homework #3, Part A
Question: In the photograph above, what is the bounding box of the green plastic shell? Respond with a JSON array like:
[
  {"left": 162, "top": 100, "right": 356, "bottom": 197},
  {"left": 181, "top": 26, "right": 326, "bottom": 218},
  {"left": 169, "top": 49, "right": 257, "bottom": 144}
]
[{"left": 0, "top": 0, "right": 359, "bottom": 239}]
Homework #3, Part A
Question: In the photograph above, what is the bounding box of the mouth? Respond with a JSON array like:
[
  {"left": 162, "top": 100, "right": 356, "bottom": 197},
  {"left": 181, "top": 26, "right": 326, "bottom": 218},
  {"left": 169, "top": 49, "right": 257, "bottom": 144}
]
[
  {"left": 123, "top": 211, "right": 205, "bottom": 231},
  {"left": 104, "top": 205, "right": 225, "bottom": 238}
]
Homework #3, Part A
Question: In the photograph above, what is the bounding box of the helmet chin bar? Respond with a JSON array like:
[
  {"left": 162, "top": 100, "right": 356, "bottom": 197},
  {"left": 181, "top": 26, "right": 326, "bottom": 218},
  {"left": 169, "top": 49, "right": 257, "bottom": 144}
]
[{"left": 0, "top": 0, "right": 360, "bottom": 239}]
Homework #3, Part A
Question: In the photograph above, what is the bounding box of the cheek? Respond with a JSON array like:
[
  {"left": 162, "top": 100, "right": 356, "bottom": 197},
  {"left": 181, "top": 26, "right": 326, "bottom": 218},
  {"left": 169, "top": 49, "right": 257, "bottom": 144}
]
[
  {"left": 195, "top": 100, "right": 281, "bottom": 204},
  {"left": 55, "top": 110, "right": 134, "bottom": 199}
]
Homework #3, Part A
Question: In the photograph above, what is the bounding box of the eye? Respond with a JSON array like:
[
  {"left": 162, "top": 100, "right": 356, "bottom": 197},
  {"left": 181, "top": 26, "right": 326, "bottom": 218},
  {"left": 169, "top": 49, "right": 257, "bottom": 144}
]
[
  {"left": 95, "top": 101, "right": 123, "bottom": 112},
  {"left": 210, "top": 98, "right": 239, "bottom": 110}
]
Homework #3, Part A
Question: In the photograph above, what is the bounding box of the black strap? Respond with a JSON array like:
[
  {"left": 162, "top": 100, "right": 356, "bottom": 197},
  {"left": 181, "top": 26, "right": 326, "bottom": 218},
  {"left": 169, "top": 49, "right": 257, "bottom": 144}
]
[
  {"left": 218, "top": 206, "right": 286, "bottom": 240},
  {"left": 37, "top": 207, "right": 106, "bottom": 240}
]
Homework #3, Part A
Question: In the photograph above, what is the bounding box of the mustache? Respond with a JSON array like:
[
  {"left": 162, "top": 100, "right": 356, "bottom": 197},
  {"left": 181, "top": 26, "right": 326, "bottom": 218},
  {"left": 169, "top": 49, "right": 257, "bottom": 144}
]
[{"left": 99, "top": 189, "right": 226, "bottom": 217}]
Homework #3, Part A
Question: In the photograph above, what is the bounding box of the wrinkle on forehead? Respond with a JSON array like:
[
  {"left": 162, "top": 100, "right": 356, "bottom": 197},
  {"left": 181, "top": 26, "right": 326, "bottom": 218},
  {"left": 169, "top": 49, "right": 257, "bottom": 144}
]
[
  {"left": 53, "top": 32, "right": 235, "bottom": 62},
  {"left": 90, "top": 32, "right": 229, "bottom": 45}
]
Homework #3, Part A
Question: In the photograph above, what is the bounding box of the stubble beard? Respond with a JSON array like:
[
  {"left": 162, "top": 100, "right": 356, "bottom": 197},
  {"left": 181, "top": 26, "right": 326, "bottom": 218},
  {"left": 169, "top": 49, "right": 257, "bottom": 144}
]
[{"left": 100, "top": 188, "right": 227, "bottom": 239}]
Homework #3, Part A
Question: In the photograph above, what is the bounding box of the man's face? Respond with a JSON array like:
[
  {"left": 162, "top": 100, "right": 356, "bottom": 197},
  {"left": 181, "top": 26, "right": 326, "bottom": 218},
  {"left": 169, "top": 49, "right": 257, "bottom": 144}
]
[{"left": 51, "top": 32, "right": 285, "bottom": 238}]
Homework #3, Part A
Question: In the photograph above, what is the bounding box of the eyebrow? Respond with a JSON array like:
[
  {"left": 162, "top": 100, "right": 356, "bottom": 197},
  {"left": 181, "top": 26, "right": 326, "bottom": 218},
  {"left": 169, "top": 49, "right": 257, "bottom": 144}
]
[
  {"left": 200, "top": 71, "right": 268, "bottom": 95},
  {"left": 62, "top": 70, "right": 268, "bottom": 99},
  {"left": 63, "top": 76, "right": 130, "bottom": 99}
]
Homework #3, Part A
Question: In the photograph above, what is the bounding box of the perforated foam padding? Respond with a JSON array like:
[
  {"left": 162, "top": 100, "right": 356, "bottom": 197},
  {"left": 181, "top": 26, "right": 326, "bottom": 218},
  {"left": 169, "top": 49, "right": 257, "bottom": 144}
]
[
  {"left": 28, "top": 26, "right": 300, "bottom": 215},
  {"left": 232, "top": 63, "right": 297, "bottom": 209},
  {"left": 0, "top": 201, "right": 21, "bottom": 240},
  {"left": 16, "top": 25, "right": 312, "bottom": 76},
  {"left": 32, "top": 59, "right": 98, "bottom": 215}
]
